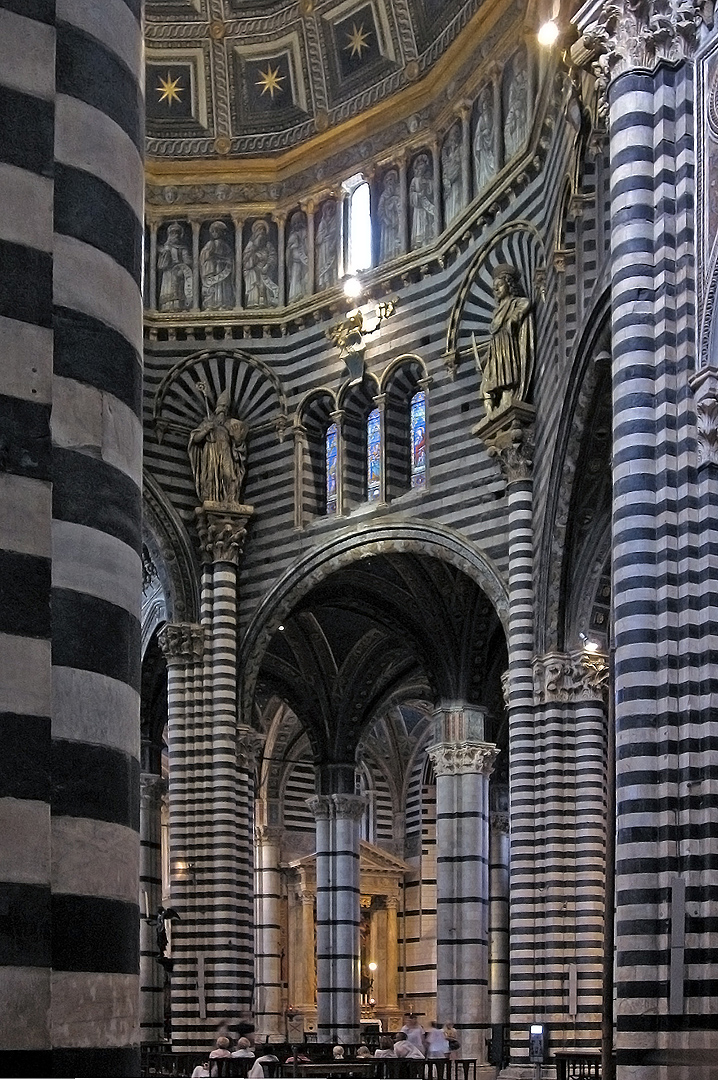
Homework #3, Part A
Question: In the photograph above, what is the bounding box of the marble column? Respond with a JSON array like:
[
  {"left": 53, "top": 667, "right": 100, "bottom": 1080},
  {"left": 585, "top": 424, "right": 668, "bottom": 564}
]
[
  {"left": 428, "top": 707, "right": 498, "bottom": 1063},
  {"left": 489, "top": 793, "right": 510, "bottom": 1031},
  {"left": 255, "top": 826, "right": 284, "bottom": 1040},
  {"left": 309, "top": 793, "right": 366, "bottom": 1044},
  {"left": 140, "top": 773, "right": 168, "bottom": 1046}
]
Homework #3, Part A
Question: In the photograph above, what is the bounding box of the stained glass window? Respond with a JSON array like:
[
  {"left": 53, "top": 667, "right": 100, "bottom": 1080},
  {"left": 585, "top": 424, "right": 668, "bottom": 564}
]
[
  {"left": 367, "top": 408, "right": 382, "bottom": 502},
  {"left": 410, "top": 391, "right": 426, "bottom": 488},
  {"left": 326, "top": 423, "right": 338, "bottom": 514}
]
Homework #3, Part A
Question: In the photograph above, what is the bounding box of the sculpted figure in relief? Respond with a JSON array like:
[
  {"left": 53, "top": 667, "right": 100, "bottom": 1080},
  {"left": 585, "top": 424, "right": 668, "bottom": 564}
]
[
  {"left": 378, "top": 169, "right": 402, "bottom": 262},
  {"left": 474, "top": 84, "right": 496, "bottom": 193},
  {"left": 481, "top": 264, "right": 534, "bottom": 416},
  {"left": 316, "top": 201, "right": 339, "bottom": 291},
  {"left": 243, "top": 220, "right": 279, "bottom": 309},
  {"left": 442, "top": 123, "right": 463, "bottom": 224},
  {"left": 200, "top": 221, "right": 235, "bottom": 310},
  {"left": 504, "top": 50, "right": 528, "bottom": 160},
  {"left": 188, "top": 389, "right": 249, "bottom": 506},
  {"left": 286, "top": 211, "right": 309, "bottom": 302},
  {"left": 409, "top": 154, "right": 435, "bottom": 249},
  {"left": 158, "top": 221, "right": 193, "bottom": 311}
]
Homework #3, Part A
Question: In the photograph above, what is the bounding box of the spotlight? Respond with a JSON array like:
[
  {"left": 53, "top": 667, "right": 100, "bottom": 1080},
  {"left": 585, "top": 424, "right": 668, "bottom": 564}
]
[
  {"left": 537, "top": 19, "right": 559, "bottom": 46},
  {"left": 343, "top": 275, "right": 362, "bottom": 300},
  {"left": 278, "top": 624, "right": 285, "bottom": 631}
]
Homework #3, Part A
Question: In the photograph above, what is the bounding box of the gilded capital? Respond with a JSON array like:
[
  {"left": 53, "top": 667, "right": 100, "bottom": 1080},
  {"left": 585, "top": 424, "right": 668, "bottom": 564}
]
[
  {"left": 195, "top": 505, "right": 254, "bottom": 564},
  {"left": 158, "top": 622, "right": 205, "bottom": 662},
  {"left": 427, "top": 740, "right": 499, "bottom": 777}
]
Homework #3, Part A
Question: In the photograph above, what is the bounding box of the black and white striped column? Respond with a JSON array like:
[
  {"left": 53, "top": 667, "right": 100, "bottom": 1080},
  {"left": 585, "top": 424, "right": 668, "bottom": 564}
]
[
  {"left": 0, "top": 0, "right": 144, "bottom": 1073},
  {"left": 255, "top": 826, "right": 284, "bottom": 1041},
  {"left": 489, "top": 790, "right": 510, "bottom": 1033},
  {"left": 140, "top": 772, "right": 168, "bottom": 1046},
  {"left": 309, "top": 792, "right": 366, "bottom": 1044},
  {"left": 427, "top": 707, "right": 498, "bottom": 1062}
]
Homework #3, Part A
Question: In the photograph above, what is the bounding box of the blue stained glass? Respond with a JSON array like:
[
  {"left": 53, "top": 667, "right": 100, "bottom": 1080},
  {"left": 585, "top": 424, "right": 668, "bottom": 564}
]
[
  {"left": 326, "top": 423, "right": 338, "bottom": 514},
  {"left": 411, "top": 391, "right": 426, "bottom": 488},
  {"left": 367, "top": 408, "right": 382, "bottom": 502}
]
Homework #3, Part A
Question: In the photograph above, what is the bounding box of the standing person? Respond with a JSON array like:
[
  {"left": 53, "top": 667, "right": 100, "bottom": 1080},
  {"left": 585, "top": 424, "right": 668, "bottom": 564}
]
[
  {"left": 400, "top": 1014, "right": 425, "bottom": 1050},
  {"left": 442, "top": 1024, "right": 461, "bottom": 1060},
  {"left": 425, "top": 1022, "right": 449, "bottom": 1058},
  {"left": 394, "top": 1033, "right": 425, "bottom": 1059},
  {"left": 374, "top": 1036, "right": 396, "bottom": 1058}
]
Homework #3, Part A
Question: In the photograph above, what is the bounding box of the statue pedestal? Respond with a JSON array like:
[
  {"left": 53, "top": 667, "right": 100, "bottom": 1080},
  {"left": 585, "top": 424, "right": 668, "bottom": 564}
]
[
  {"left": 472, "top": 402, "right": 535, "bottom": 484},
  {"left": 194, "top": 502, "right": 255, "bottom": 565}
]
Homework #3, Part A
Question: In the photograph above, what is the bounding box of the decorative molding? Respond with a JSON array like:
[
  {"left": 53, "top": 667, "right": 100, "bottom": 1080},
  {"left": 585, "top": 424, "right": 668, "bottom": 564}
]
[
  {"left": 426, "top": 739, "right": 499, "bottom": 776},
  {"left": 533, "top": 649, "right": 609, "bottom": 703},
  {"left": 158, "top": 621, "right": 205, "bottom": 661},
  {"left": 237, "top": 725, "right": 266, "bottom": 770},
  {"left": 473, "top": 401, "right": 535, "bottom": 483},
  {"left": 195, "top": 503, "right": 255, "bottom": 564}
]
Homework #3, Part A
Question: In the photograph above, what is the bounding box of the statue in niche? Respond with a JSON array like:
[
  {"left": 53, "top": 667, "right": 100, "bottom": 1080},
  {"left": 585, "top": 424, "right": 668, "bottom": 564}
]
[
  {"left": 478, "top": 264, "right": 534, "bottom": 417},
  {"left": 504, "top": 50, "right": 528, "bottom": 160},
  {"left": 441, "top": 123, "right": 463, "bottom": 224},
  {"left": 286, "top": 211, "right": 309, "bottom": 302},
  {"left": 316, "top": 201, "right": 339, "bottom": 291},
  {"left": 188, "top": 388, "right": 249, "bottom": 506},
  {"left": 200, "top": 221, "right": 235, "bottom": 310},
  {"left": 158, "top": 221, "right": 193, "bottom": 311},
  {"left": 410, "top": 153, "right": 435, "bottom": 249},
  {"left": 378, "top": 169, "right": 402, "bottom": 262},
  {"left": 474, "top": 85, "right": 496, "bottom": 193},
  {"left": 243, "top": 220, "right": 279, "bottom": 308}
]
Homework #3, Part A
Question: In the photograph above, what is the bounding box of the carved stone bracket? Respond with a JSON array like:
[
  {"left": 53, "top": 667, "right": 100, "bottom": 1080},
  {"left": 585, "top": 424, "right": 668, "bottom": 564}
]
[
  {"left": 473, "top": 401, "right": 535, "bottom": 483},
  {"left": 427, "top": 740, "right": 500, "bottom": 777},
  {"left": 689, "top": 365, "right": 718, "bottom": 467},
  {"left": 195, "top": 503, "right": 255, "bottom": 564},
  {"left": 237, "top": 724, "right": 265, "bottom": 771},
  {"left": 533, "top": 649, "right": 609, "bottom": 703},
  {"left": 158, "top": 622, "right": 205, "bottom": 662}
]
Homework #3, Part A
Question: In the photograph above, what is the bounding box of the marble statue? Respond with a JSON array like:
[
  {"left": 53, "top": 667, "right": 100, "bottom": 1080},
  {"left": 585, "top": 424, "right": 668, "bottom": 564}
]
[
  {"left": 200, "top": 221, "right": 235, "bottom": 310},
  {"left": 474, "top": 84, "right": 496, "bottom": 193},
  {"left": 504, "top": 50, "right": 528, "bottom": 160},
  {"left": 410, "top": 153, "right": 435, "bottom": 249},
  {"left": 442, "top": 123, "right": 463, "bottom": 224},
  {"left": 158, "top": 221, "right": 193, "bottom": 311},
  {"left": 243, "top": 219, "right": 279, "bottom": 308},
  {"left": 378, "top": 168, "right": 402, "bottom": 262},
  {"left": 188, "top": 389, "right": 249, "bottom": 505},
  {"left": 480, "top": 263, "right": 534, "bottom": 416},
  {"left": 286, "top": 211, "right": 309, "bottom": 302},
  {"left": 316, "top": 200, "right": 339, "bottom": 290}
]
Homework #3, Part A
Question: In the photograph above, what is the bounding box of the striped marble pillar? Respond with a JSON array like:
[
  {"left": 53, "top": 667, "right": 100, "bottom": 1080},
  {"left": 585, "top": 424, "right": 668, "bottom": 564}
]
[
  {"left": 0, "top": 2, "right": 144, "bottom": 1074},
  {"left": 474, "top": 402, "right": 535, "bottom": 1068},
  {"left": 140, "top": 772, "right": 168, "bottom": 1046},
  {"left": 489, "top": 792, "right": 510, "bottom": 1031},
  {"left": 255, "top": 826, "right": 284, "bottom": 1040},
  {"left": 309, "top": 792, "right": 366, "bottom": 1044},
  {"left": 428, "top": 707, "right": 498, "bottom": 1062}
]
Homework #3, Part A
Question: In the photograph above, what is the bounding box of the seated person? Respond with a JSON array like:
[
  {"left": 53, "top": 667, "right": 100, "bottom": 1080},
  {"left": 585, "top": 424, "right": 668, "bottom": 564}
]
[
  {"left": 394, "top": 1033, "right": 425, "bottom": 1059},
  {"left": 374, "top": 1036, "right": 396, "bottom": 1058},
  {"left": 333, "top": 1045, "right": 345, "bottom": 1060},
  {"left": 355, "top": 1046, "right": 373, "bottom": 1060},
  {"left": 249, "top": 1047, "right": 280, "bottom": 1078},
  {"left": 192, "top": 1062, "right": 211, "bottom": 1078},
  {"left": 232, "top": 1038, "right": 255, "bottom": 1058}
]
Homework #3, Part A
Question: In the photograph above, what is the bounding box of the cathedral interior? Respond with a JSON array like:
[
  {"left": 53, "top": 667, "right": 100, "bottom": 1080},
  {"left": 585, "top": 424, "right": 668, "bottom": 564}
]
[{"left": 2, "top": 0, "right": 718, "bottom": 1077}]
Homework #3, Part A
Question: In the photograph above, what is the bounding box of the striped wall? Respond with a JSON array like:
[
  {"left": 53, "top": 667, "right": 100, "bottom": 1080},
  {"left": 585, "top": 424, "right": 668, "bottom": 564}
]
[{"left": 0, "top": 0, "right": 144, "bottom": 1074}]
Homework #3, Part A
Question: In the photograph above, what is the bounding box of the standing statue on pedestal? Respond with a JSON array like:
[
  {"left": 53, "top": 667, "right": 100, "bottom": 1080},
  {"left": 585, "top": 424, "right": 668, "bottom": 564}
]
[
  {"left": 188, "top": 389, "right": 249, "bottom": 506},
  {"left": 477, "top": 264, "right": 534, "bottom": 416},
  {"left": 200, "top": 221, "right": 235, "bottom": 311}
]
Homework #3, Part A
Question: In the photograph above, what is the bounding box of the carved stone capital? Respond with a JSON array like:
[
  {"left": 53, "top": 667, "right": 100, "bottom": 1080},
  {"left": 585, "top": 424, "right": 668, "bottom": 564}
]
[
  {"left": 576, "top": 1, "right": 704, "bottom": 85},
  {"left": 158, "top": 622, "right": 205, "bottom": 662},
  {"left": 140, "top": 772, "right": 167, "bottom": 810},
  {"left": 690, "top": 366, "right": 718, "bottom": 467},
  {"left": 533, "top": 649, "right": 609, "bottom": 703},
  {"left": 237, "top": 725, "right": 265, "bottom": 771},
  {"left": 501, "top": 669, "right": 510, "bottom": 711},
  {"left": 255, "top": 824, "right": 282, "bottom": 846},
  {"left": 332, "top": 793, "right": 368, "bottom": 820},
  {"left": 307, "top": 794, "right": 332, "bottom": 820},
  {"left": 385, "top": 895, "right": 400, "bottom": 911},
  {"left": 473, "top": 402, "right": 535, "bottom": 483},
  {"left": 195, "top": 504, "right": 254, "bottom": 564},
  {"left": 427, "top": 740, "right": 499, "bottom": 777},
  {"left": 490, "top": 811, "right": 510, "bottom": 834}
]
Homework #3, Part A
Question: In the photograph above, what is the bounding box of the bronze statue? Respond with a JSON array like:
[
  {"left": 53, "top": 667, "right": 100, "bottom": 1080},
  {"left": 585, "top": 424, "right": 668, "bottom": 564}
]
[
  {"left": 188, "top": 389, "right": 249, "bottom": 506},
  {"left": 480, "top": 264, "right": 534, "bottom": 416}
]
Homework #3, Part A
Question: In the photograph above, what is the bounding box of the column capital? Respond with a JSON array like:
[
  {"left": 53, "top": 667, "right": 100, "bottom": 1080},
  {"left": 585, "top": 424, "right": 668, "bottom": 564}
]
[
  {"left": 490, "top": 810, "right": 510, "bottom": 834},
  {"left": 237, "top": 725, "right": 265, "bottom": 770},
  {"left": 158, "top": 622, "right": 205, "bottom": 661},
  {"left": 140, "top": 772, "right": 167, "bottom": 809},
  {"left": 533, "top": 649, "right": 609, "bottom": 703},
  {"left": 473, "top": 402, "right": 535, "bottom": 484},
  {"left": 255, "top": 824, "right": 282, "bottom": 845},
  {"left": 689, "top": 366, "right": 718, "bottom": 468},
  {"left": 574, "top": 1, "right": 705, "bottom": 84},
  {"left": 195, "top": 504, "right": 255, "bottom": 564},
  {"left": 307, "top": 794, "right": 332, "bottom": 820},
  {"left": 426, "top": 740, "right": 499, "bottom": 777},
  {"left": 332, "top": 793, "right": 367, "bottom": 820},
  {"left": 385, "top": 895, "right": 400, "bottom": 911}
]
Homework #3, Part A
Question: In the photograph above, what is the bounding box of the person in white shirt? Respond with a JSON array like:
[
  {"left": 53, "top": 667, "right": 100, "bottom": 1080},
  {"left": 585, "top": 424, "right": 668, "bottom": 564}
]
[
  {"left": 424, "top": 1022, "right": 449, "bottom": 1058},
  {"left": 374, "top": 1036, "right": 396, "bottom": 1058},
  {"left": 394, "top": 1033, "right": 425, "bottom": 1059},
  {"left": 232, "top": 1037, "right": 255, "bottom": 1058},
  {"left": 191, "top": 1062, "right": 211, "bottom": 1078},
  {"left": 400, "top": 1016, "right": 425, "bottom": 1050}
]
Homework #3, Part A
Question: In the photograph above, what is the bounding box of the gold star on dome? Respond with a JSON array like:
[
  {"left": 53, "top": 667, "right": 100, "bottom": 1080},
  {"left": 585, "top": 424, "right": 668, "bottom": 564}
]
[
  {"left": 157, "top": 72, "right": 183, "bottom": 107},
  {"left": 256, "top": 63, "right": 286, "bottom": 99},
  {"left": 344, "top": 21, "right": 371, "bottom": 58}
]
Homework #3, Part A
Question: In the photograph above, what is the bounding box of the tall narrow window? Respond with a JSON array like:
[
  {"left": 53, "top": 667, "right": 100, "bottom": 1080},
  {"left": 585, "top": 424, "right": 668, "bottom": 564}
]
[
  {"left": 326, "top": 423, "right": 338, "bottom": 514},
  {"left": 410, "top": 390, "right": 427, "bottom": 488},
  {"left": 347, "top": 181, "right": 372, "bottom": 274},
  {"left": 367, "top": 408, "right": 382, "bottom": 502}
]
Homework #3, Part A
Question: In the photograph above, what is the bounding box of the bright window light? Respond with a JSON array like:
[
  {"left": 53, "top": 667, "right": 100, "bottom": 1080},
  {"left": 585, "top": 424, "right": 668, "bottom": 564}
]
[{"left": 347, "top": 182, "right": 372, "bottom": 274}]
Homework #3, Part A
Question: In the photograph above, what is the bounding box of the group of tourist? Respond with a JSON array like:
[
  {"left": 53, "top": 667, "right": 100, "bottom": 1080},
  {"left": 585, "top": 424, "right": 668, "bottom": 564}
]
[{"left": 191, "top": 1037, "right": 279, "bottom": 1078}]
